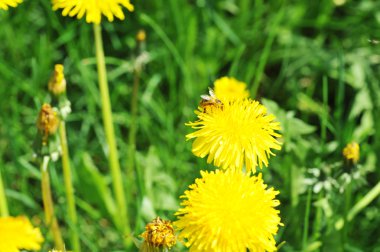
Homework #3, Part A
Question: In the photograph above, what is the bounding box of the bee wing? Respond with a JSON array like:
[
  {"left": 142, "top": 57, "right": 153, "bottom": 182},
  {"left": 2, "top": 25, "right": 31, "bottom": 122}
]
[
  {"left": 208, "top": 87, "right": 216, "bottom": 97},
  {"left": 201, "top": 95, "right": 212, "bottom": 100}
]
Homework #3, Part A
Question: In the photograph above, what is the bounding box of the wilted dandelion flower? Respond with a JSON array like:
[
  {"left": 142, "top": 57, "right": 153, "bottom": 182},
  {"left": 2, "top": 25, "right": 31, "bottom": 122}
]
[
  {"left": 140, "top": 217, "right": 176, "bottom": 250},
  {"left": 213, "top": 76, "right": 249, "bottom": 102},
  {"left": 0, "top": 0, "right": 22, "bottom": 10},
  {"left": 37, "top": 103, "right": 60, "bottom": 145},
  {"left": 52, "top": 0, "right": 134, "bottom": 24},
  {"left": 187, "top": 99, "right": 281, "bottom": 172},
  {"left": 48, "top": 64, "right": 66, "bottom": 96},
  {"left": 0, "top": 216, "right": 44, "bottom": 252},
  {"left": 175, "top": 170, "right": 282, "bottom": 252},
  {"left": 343, "top": 142, "right": 359, "bottom": 164},
  {"left": 37, "top": 104, "right": 60, "bottom": 135}
]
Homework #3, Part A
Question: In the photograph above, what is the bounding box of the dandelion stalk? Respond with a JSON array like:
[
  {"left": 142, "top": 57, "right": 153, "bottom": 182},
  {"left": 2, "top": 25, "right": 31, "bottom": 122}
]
[
  {"left": 0, "top": 169, "right": 9, "bottom": 217},
  {"left": 127, "top": 57, "right": 140, "bottom": 185},
  {"left": 335, "top": 181, "right": 380, "bottom": 230},
  {"left": 93, "top": 23, "right": 130, "bottom": 239},
  {"left": 41, "top": 156, "right": 64, "bottom": 250},
  {"left": 59, "top": 121, "right": 81, "bottom": 252}
]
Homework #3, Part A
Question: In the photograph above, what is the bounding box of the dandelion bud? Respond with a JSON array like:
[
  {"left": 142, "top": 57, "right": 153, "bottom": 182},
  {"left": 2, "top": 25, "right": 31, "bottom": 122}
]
[
  {"left": 37, "top": 104, "right": 60, "bottom": 144},
  {"left": 48, "top": 64, "right": 66, "bottom": 96},
  {"left": 140, "top": 217, "right": 176, "bottom": 251},
  {"left": 136, "top": 30, "right": 146, "bottom": 42},
  {"left": 342, "top": 142, "right": 360, "bottom": 164}
]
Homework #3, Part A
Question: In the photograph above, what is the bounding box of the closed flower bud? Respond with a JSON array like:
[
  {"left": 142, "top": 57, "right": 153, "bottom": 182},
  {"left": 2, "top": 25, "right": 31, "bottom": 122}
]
[
  {"left": 48, "top": 64, "right": 66, "bottom": 96},
  {"left": 136, "top": 30, "right": 146, "bottom": 42}
]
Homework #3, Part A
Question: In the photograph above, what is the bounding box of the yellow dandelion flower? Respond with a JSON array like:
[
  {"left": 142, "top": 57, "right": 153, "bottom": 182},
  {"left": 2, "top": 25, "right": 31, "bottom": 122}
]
[
  {"left": 0, "top": 216, "right": 44, "bottom": 252},
  {"left": 213, "top": 76, "right": 249, "bottom": 102},
  {"left": 140, "top": 217, "right": 176, "bottom": 250},
  {"left": 48, "top": 64, "right": 66, "bottom": 96},
  {"left": 175, "top": 170, "right": 282, "bottom": 252},
  {"left": 187, "top": 99, "right": 281, "bottom": 172},
  {"left": 52, "top": 0, "right": 134, "bottom": 24},
  {"left": 0, "top": 0, "right": 22, "bottom": 10},
  {"left": 343, "top": 142, "right": 360, "bottom": 164}
]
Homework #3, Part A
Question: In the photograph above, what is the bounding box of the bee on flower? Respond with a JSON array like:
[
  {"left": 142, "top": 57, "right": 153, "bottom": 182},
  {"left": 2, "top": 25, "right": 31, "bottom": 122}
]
[{"left": 199, "top": 87, "right": 224, "bottom": 113}]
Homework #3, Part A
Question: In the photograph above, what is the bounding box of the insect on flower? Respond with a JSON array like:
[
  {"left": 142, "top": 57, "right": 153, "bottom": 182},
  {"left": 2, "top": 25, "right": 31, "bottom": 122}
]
[{"left": 199, "top": 87, "right": 223, "bottom": 113}]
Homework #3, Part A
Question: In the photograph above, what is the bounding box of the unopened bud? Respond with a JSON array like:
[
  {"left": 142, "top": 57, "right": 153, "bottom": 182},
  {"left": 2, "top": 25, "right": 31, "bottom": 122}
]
[
  {"left": 48, "top": 64, "right": 66, "bottom": 96},
  {"left": 342, "top": 142, "right": 359, "bottom": 164},
  {"left": 136, "top": 30, "right": 146, "bottom": 42}
]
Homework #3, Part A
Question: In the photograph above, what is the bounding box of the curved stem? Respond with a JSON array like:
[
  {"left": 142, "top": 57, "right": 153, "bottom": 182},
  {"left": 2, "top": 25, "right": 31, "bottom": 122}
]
[
  {"left": 93, "top": 24, "right": 130, "bottom": 240},
  {"left": 59, "top": 121, "right": 81, "bottom": 252},
  {"left": 41, "top": 156, "right": 64, "bottom": 250}
]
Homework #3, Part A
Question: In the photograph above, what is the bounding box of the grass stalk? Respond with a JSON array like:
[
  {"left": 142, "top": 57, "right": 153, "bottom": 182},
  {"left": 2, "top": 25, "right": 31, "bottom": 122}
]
[
  {"left": 41, "top": 156, "right": 64, "bottom": 250},
  {"left": 302, "top": 188, "right": 312, "bottom": 250},
  {"left": 59, "top": 121, "right": 81, "bottom": 252},
  {"left": 0, "top": 169, "right": 9, "bottom": 217},
  {"left": 93, "top": 24, "right": 130, "bottom": 240},
  {"left": 126, "top": 65, "right": 139, "bottom": 185}
]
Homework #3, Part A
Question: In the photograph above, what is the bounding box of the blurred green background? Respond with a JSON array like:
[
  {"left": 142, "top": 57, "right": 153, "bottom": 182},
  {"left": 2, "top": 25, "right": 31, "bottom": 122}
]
[{"left": 1, "top": 0, "right": 380, "bottom": 251}]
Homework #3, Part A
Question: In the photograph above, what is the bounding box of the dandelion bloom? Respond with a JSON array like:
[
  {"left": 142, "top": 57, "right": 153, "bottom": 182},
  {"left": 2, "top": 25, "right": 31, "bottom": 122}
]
[
  {"left": 0, "top": 0, "right": 22, "bottom": 10},
  {"left": 343, "top": 142, "right": 360, "bottom": 164},
  {"left": 0, "top": 216, "right": 44, "bottom": 252},
  {"left": 187, "top": 99, "right": 281, "bottom": 172},
  {"left": 175, "top": 170, "right": 282, "bottom": 252},
  {"left": 48, "top": 64, "right": 66, "bottom": 96},
  {"left": 140, "top": 217, "right": 176, "bottom": 250},
  {"left": 52, "top": 0, "right": 134, "bottom": 24},
  {"left": 213, "top": 76, "right": 249, "bottom": 102}
]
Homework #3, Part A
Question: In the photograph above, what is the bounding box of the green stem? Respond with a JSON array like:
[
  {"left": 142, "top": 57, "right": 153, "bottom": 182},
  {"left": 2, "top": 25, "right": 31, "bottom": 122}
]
[
  {"left": 312, "top": 191, "right": 323, "bottom": 241},
  {"left": 0, "top": 169, "right": 9, "bottom": 217},
  {"left": 127, "top": 68, "right": 139, "bottom": 183},
  {"left": 59, "top": 121, "right": 81, "bottom": 252},
  {"left": 335, "top": 181, "right": 380, "bottom": 230},
  {"left": 41, "top": 156, "right": 64, "bottom": 250},
  {"left": 93, "top": 24, "right": 130, "bottom": 240},
  {"left": 302, "top": 188, "right": 312, "bottom": 250}
]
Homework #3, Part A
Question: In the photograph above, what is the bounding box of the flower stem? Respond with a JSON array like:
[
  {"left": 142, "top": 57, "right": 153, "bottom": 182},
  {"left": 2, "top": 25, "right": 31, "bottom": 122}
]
[
  {"left": 302, "top": 188, "right": 312, "bottom": 250},
  {"left": 59, "top": 121, "right": 81, "bottom": 252},
  {"left": 0, "top": 169, "right": 9, "bottom": 217},
  {"left": 41, "top": 156, "right": 64, "bottom": 250},
  {"left": 93, "top": 24, "right": 130, "bottom": 240},
  {"left": 335, "top": 181, "right": 380, "bottom": 230}
]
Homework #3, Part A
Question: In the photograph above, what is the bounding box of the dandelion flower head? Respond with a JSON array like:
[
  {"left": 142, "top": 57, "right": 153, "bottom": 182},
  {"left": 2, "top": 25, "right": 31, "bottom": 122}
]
[
  {"left": 213, "top": 76, "right": 249, "bottom": 102},
  {"left": 343, "top": 142, "right": 360, "bottom": 164},
  {"left": 0, "top": 216, "right": 44, "bottom": 252},
  {"left": 175, "top": 169, "right": 282, "bottom": 252},
  {"left": 140, "top": 217, "right": 176, "bottom": 250},
  {"left": 0, "top": 0, "right": 22, "bottom": 10},
  {"left": 187, "top": 99, "right": 281, "bottom": 172},
  {"left": 52, "top": 0, "right": 134, "bottom": 24}
]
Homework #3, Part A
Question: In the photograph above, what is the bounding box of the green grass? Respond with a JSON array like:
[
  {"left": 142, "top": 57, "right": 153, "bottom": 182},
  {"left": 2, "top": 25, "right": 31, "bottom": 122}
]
[{"left": 1, "top": 0, "right": 380, "bottom": 251}]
